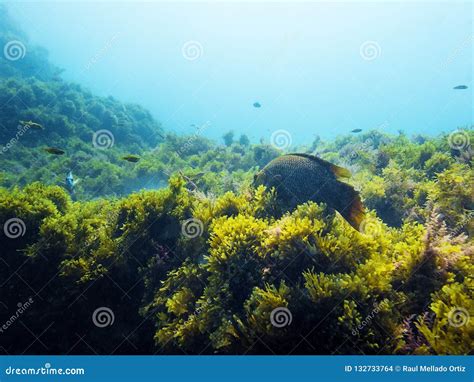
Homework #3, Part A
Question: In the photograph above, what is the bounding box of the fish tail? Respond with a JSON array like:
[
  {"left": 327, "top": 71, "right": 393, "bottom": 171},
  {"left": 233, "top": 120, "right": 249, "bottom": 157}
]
[{"left": 340, "top": 184, "right": 365, "bottom": 230}]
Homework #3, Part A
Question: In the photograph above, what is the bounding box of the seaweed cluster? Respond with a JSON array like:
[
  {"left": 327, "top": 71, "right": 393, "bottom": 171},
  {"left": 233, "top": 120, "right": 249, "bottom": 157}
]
[
  {"left": 0, "top": 6, "right": 472, "bottom": 355},
  {"left": 0, "top": 158, "right": 472, "bottom": 354}
]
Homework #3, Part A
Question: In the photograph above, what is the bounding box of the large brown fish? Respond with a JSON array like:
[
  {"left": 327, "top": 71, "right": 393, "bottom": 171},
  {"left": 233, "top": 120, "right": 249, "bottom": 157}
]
[{"left": 253, "top": 153, "right": 365, "bottom": 230}]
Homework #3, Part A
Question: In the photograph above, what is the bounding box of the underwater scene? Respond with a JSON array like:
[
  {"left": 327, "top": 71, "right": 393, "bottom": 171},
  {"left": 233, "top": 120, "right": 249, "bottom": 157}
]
[{"left": 0, "top": 1, "right": 472, "bottom": 356}]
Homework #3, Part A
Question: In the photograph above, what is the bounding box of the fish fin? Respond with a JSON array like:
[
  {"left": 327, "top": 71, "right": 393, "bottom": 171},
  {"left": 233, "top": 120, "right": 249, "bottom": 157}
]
[
  {"left": 340, "top": 187, "right": 365, "bottom": 231},
  {"left": 289, "top": 153, "right": 352, "bottom": 178}
]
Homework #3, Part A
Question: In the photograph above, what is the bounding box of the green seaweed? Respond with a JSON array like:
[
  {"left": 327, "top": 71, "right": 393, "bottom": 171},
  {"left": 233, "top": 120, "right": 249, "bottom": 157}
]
[{"left": 0, "top": 7, "right": 472, "bottom": 355}]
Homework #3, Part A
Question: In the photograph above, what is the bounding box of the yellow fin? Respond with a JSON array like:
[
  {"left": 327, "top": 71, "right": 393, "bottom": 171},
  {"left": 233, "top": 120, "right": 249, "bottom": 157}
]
[
  {"left": 347, "top": 194, "right": 365, "bottom": 230},
  {"left": 338, "top": 184, "right": 365, "bottom": 230},
  {"left": 329, "top": 163, "right": 351, "bottom": 179}
]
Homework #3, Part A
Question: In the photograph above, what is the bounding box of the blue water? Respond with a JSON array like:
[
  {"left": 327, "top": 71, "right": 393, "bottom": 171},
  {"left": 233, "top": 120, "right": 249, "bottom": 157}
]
[{"left": 7, "top": 1, "right": 473, "bottom": 144}]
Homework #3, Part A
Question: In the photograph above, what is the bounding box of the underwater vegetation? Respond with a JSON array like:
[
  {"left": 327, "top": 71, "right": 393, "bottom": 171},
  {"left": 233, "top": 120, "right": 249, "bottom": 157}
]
[
  {"left": 0, "top": 6, "right": 472, "bottom": 355},
  {"left": 0, "top": 124, "right": 473, "bottom": 355},
  {"left": 0, "top": 150, "right": 472, "bottom": 355}
]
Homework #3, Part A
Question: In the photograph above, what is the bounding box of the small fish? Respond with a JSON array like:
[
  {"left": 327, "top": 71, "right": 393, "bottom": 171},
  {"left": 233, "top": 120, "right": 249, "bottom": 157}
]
[
  {"left": 178, "top": 170, "right": 204, "bottom": 191},
  {"left": 253, "top": 102, "right": 261, "bottom": 108},
  {"left": 20, "top": 120, "right": 44, "bottom": 130},
  {"left": 453, "top": 85, "right": 468, "bottom": 90},
  {"left": 43, "top": 147, "right": 65, "bottom": 155},
  {"left": 66, "top": 171, "right": 74, "bottom": 190},
  {"left": 65, "top": 171, "right": 80, "bottom": 194},
  {"left": 122, "top": 154, "right": 140, "bottom": 162},
  {"left": 351, "top": 129, "right": 362, "bottom": 133},
  {"left": 253, "top": 153, "right": 365, "bottom": 230}
]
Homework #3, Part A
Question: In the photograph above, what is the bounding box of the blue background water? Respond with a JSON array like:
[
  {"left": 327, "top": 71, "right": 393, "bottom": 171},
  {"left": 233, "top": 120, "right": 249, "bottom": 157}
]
[{"left": 6, "top": 1, "right": 473, "bottom": 144}]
